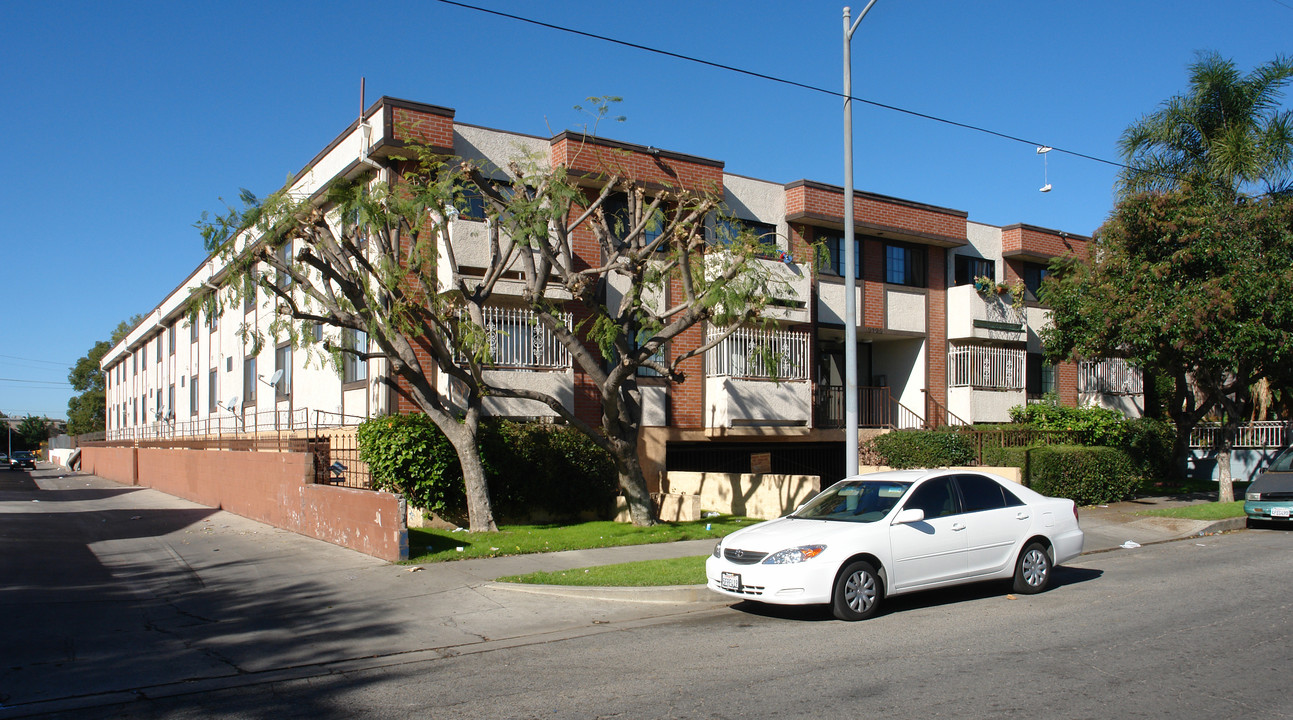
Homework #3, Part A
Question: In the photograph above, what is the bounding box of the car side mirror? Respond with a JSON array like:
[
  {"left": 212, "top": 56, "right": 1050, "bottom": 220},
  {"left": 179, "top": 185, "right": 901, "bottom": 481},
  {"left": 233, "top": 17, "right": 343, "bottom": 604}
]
[{"left": 893, "top": 508, "right": 925, "bottom": 525}]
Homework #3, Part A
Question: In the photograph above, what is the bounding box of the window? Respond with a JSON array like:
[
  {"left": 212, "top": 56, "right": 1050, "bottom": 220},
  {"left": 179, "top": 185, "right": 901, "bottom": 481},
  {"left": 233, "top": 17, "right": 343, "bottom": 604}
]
[
  {"left": 167, "top": 384, "right": 175, "bottom": 420},
  {"left": 243, "top": 356, "right": 257, "bottom": 405},
  {"left": 632, "top": 327, "right": 667, "bottom": 378},
  {"left": 343, "top": 329, "right": 368, "bottom": 384},
  {"left": 155, "top": 337, "right": 162, "bottom": 363},
  {"left": 819, "top": 233, "right": 862, "bottom": 279},
  {"left": 133, "top": 352, "right": 138, "bottom": 375},
  {"left": 885, "top": 243, "right": 927, "bottom": 287},
  {"left": 1022, "top": 262, "right": 1049, "bottom": 301},
  {"left": 955, "top": 474, "right": 1023, "bottom": 513},
  {"left": 191, "top": 319, "right": 199, "bottom": 343},
  {"left": 190, "top": 375, "right": 198, "bottom": 416},
  {"left": 168, "top": 324, "right": 176, "bottom": 356},
  {"left": 902, "top": 477, "right": 960, "bottom": 519},
  {"left": 274, "top": 344, "right": 291, "bottom": 399},
  {"left": 454, "top": 180, "right": 489, "bottom": 221},
  {"left": 1027, "top": 352, "right": 1057, "bottom": 397},
  {"left": 243, "top": 273, "right": 257, "bottom": 313},
  {"left": 603, "top": 194, "right": 664, "bottom": 249},
  {"left": 208, "top": 369, "right": 218, "bottom": 413},
  {"left": 275, "top": 241, "right": 292, "bottom": 288},
  {"left": 954, "top": 255, "right": 995, "bottom": 286},
  {"left": 713, "top": 218, "right": 778, "bottom": 257}
]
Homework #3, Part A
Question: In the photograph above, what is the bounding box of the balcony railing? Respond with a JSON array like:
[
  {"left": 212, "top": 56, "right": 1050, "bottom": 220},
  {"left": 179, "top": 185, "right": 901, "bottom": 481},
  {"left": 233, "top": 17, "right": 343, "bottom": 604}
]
[
  {"left": 1078, "top": 358, "right": 1143, "bottom": 395},
  {"left": 467, "top": 306, "right": 572, "bottom": 370},
  {"left": 814, "top": 386, "right": 896, "bottom": 428},
  {"left": 706, "top": 326, "right": 809, "bottom": 381},
  {"left": 948, "top": 345, "right": 1025, "bottom": 390}
]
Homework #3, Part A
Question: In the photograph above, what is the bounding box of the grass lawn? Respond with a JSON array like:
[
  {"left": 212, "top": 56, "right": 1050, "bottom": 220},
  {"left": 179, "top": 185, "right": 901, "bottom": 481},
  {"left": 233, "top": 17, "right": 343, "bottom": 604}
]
[
  {"left": 406, "top": 515, "right": 756, "bottom": 563},
  {"left": 1136, "top": 501, "right": 1245, "bottom": 521},
  {"left": 496, "top": 555, "right": 708, "bottom": 586}
]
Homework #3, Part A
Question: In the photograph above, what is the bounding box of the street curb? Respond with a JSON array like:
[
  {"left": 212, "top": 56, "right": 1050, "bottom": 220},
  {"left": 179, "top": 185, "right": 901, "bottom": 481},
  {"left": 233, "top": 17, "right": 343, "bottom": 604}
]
[
  {"left": 1195, "top": 517, "right": 1247, "bottom": 535},
  {"left": 487, "top": 581, "right": 721, "bottom": 604}
]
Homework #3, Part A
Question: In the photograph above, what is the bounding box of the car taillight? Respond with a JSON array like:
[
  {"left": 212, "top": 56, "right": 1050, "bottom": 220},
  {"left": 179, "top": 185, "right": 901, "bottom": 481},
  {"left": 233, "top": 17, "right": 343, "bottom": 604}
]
[{"left": 1073, "top": 504, "right": 1080, "bottom": 523}]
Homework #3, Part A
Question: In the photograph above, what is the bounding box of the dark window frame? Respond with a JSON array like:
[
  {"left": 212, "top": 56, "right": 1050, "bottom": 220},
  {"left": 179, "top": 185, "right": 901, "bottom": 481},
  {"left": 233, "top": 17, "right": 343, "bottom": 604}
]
[{"left": 885, "top": 242, "right": 928, "bottom": 287}]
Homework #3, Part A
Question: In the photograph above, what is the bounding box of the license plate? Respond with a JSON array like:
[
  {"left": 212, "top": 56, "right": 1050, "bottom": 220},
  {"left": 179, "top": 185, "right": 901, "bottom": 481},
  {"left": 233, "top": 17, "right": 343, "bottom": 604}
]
[
  {"left": 1273, "top": 507, "right": 1290, "bottom": 518},
  {"left": 720, "top": 572, "right": 742, "bottom": 591}
]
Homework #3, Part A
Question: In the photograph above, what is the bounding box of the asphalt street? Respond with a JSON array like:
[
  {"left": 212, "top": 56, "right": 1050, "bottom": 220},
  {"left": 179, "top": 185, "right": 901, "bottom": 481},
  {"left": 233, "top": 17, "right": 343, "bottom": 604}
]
[{"left": 0, "top": 464, "right": 1274, "bottom": 718}]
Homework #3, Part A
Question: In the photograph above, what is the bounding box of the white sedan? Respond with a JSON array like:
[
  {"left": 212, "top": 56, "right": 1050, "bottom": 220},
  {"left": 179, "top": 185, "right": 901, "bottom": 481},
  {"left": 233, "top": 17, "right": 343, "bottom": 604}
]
[{"left": 705, "top": 469, "right": 1084, "bottom": 621}]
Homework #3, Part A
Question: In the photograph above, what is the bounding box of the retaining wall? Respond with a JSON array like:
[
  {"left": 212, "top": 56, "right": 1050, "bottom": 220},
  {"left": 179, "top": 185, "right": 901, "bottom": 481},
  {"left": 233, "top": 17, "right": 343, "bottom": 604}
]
[
  {"left": 81, "top": 446, "right": 407, "bottom": 561},
  {"left": 664, "top": 472, "right": 822, "bottom": 520}
]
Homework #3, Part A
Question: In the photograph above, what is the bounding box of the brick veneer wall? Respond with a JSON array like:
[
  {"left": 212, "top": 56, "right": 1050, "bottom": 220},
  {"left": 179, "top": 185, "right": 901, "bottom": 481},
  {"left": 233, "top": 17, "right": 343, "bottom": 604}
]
[
  {"left": 82, "top": 447, "right": 407, "bottom": 561},
  {"left": 1001, "top": 225, "right": 1090, "bottom": 261}
]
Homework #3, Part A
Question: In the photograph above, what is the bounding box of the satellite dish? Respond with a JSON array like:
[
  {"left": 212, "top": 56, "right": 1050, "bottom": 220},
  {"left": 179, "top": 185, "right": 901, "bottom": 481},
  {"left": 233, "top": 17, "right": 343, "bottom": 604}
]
[
  {"left": 269, "top": 369, "right": 285, "bottom": 386},
  {"left": 228, "top": 396, "right": 242, "bottom": 413},
  {"left": 165, "top": 408, "right": 175, "bottom": 420},
  {"left": 154, "top": 409, "right": 163, "bottom": 420}
]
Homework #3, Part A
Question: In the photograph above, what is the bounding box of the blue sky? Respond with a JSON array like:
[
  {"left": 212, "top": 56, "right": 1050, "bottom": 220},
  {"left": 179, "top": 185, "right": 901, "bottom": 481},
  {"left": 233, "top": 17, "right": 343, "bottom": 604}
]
[{"left": 2, "top": 0, "right": 1291, "bottom": 419}]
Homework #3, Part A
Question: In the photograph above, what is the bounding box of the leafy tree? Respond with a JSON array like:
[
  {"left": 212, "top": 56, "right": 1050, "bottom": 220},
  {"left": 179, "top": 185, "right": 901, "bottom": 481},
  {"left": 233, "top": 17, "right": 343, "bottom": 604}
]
[
  {"left": 17, "top": 415, "right": 50, "bottom": 450},
  {"left": 198, "top": 100, "right": 788, "bottom": 527},
  {"left": 1119, "top": 51, "right": 1293, "bottom": 199},
  {"left": 66, "top": 318, "right": 142, "bottom": 436},
  {"left": 1042, "top": 186, "right": 1293, "bottom": 501}
]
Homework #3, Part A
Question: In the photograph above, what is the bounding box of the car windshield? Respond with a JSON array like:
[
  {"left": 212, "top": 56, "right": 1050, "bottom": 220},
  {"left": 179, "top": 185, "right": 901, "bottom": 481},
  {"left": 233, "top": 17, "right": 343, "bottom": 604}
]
[
  {"left": 793, "top": 479, "right": 912, "bottom": 523},
  {"left": 1268, "top": 449, "right": 1293, "bottom": 473}
]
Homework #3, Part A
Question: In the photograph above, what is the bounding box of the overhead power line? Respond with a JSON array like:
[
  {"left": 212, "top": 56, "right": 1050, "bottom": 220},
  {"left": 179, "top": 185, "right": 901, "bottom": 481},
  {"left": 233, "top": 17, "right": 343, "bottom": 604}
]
[
  {"left": 0, "top": 353, "right": 72, "bottom": 367},
  {"left": 431, "top": 0, "right": 1134, "bottom": 173},
  {"left": 0, "top": 377, "right": 73, "bottom": 388}
]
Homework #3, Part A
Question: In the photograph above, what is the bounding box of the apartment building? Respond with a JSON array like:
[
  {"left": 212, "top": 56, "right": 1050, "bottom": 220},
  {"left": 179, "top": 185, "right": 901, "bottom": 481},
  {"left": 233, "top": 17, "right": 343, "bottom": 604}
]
[{"left": 100, "top": 97, "right": 1141, "bottom": 486}]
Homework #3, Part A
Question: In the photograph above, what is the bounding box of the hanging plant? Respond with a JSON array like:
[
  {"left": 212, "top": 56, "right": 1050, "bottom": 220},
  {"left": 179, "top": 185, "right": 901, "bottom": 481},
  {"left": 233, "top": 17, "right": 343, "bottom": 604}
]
[
  {"left": 1009, "top": 280, "right": 1027, "bottom": 310},
  {"left": 973, "top": 275, "right": 995, "bottom": 296}
]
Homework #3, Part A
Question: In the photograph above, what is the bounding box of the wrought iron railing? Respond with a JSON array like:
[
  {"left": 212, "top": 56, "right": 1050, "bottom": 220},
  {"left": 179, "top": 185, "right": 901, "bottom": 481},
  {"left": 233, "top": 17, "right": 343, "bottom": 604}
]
[
  {"left": 1190, "top": 421, "right": 1288, "bottom": 449},
  {"left": 948, "top": 345, "right": 1025, "bottom": 390},
  {"left": 1078, "top": 358, "right": 1144, "bottom": 395},
  {"left": 706, "top": 326, "right": 810, "bottom": 381}
]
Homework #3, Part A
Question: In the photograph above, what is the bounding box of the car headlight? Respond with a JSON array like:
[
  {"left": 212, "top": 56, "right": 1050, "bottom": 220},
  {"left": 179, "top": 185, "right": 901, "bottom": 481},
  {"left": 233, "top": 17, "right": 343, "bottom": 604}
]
[
  {"left": 762, "top": 545, "right": 827, "bottom": 564},
  {"left": 712, "top": 541, "right": 722, "bottom": 558},
  {"left": 1247, "top": 492, "right": 1261, "bottom": 501}
]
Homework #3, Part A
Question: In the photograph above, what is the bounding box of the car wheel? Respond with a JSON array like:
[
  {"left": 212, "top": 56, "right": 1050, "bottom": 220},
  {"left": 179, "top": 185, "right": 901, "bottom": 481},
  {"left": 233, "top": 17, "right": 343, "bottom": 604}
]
[
  {"left": 832, "top": 560, "right": 882, "bottom": 621},
  {"left": 1012, "top": 542, "right": 1052, "bottom": 594}
]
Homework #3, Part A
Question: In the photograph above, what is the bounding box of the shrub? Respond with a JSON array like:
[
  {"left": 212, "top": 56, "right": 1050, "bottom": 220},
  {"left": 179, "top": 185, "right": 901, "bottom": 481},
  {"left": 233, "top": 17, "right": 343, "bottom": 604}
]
[
  {"left": 981, "top": 444, "right": 1032, "bottom": 473},
  {"left": 1027, "top": 445, "right": 1140, "bottom": 505},
  {"left": 480, "top": 420, "right": 617, "bottom": 521},
  {"left": 1121, "top": 417, "right": 1176, "bottom": 482},
  {"left": 869, "top": 429, "right": 975, "bottom": 469},
  {"left": 357, "top": 415, "right": 617, "bottom": 523},
  {"left": 1008, "top": 400, "right": 1129, "bottom": 446},
  {"left": 357, "top": 414, "right": 468, "bottom": 519}
]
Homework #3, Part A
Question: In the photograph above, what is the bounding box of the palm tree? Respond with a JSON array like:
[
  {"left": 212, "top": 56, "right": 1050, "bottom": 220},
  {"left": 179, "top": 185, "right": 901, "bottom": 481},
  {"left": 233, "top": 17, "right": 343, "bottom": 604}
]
[{"left": 1118, "top": 51, "right": 1293, "bottom": 199}]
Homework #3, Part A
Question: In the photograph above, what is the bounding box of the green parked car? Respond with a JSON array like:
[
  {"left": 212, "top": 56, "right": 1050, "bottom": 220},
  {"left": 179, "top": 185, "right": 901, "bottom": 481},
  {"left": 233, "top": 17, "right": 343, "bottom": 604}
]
[{"left": 1245, "top": 449, "right": 1293, "bottom": 527}]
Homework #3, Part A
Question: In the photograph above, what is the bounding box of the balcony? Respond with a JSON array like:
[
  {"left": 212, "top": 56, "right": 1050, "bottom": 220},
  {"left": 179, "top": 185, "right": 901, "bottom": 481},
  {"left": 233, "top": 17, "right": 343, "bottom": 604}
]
[
  {"left": 704, "top": 326, "right": 810, "bottom": 428},
  {"left": 946, "top": 285, "right": 1027, "bottom": 342}
]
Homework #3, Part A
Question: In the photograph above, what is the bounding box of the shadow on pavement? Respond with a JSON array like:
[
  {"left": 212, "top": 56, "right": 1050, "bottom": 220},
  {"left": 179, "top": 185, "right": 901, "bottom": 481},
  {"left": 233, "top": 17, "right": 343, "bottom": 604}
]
[
  {"left": 725, "top": 565, "right": 1104, "bottom": 624},
  {"left": 0, "top": 477, "right": 408, "bottom": 718}
]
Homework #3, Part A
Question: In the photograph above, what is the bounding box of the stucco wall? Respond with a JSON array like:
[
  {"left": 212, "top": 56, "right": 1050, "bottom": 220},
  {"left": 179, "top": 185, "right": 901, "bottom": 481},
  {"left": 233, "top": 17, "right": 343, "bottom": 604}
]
[
  {"left": 666, "top": 471, "right": 821, "bottom": 519},
  {"left": 81, "top": 446, "right": 407, "bottom": 561}
]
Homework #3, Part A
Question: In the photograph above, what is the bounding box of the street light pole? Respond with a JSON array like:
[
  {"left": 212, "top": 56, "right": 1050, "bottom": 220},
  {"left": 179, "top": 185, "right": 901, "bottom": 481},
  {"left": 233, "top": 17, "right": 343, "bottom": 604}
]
[{"left": 843, "top": 1, "right": 876, "bottom": 478}]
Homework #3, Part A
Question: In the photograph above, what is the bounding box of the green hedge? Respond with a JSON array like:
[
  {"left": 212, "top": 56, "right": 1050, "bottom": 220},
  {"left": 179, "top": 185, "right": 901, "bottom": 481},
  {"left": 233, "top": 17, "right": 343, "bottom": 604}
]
[
  {"left": 869, "top": 429, "right": 975, "bottom": 469},
  {"left": 358, "top": 415, "right": 617, "bottom": 523},
  {"left": 1027, "top": 445, "right": 1140, "bottom": 505}
]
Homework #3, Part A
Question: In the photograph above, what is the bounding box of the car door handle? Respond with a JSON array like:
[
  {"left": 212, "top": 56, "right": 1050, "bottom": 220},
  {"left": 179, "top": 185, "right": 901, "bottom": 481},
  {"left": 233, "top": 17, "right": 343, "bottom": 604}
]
[
  {"left": 1015, "top": 512, "right": 1031, "bottom": 520},
  {"left": 951, "top": 523, "right": 966, "bottom": 531}
]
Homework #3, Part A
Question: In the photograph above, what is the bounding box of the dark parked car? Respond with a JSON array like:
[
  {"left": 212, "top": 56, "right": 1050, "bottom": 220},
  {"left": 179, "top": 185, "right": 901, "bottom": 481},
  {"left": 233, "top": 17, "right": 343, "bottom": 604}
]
[
  {"left": 9, "top": 451, "right": 36, "bottom": 471},
  {"left": 1245, "top": 448, "right": 1293, "bottom": 526}
]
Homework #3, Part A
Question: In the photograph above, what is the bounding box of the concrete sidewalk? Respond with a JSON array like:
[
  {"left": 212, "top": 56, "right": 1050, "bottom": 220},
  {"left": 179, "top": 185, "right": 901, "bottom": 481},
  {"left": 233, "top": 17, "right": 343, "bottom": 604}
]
[{"left": 0, "top": 465, "right": 1246, "bottom": 717}]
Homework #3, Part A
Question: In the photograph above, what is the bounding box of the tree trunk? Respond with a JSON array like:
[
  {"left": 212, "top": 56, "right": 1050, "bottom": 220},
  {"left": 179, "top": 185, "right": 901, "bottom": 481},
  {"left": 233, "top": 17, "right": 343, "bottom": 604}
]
[
  {"left": 609, "top": 434, "right": 658, "bottom": 526},
  {"left": 421, "top": 396, "right": 497, "bottom": 533},
  {"left": 1216, "top": 418, "right": 1237, "bottom": 504},
  {"left": 460, "top": 443, "right": 498, "bottom": 532}
]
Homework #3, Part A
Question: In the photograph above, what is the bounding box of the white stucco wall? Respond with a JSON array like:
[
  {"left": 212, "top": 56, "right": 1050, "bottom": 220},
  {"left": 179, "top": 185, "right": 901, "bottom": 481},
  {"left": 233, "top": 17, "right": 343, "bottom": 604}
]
[
  {"left": 704, "top": 377, "right": 810, "bottom": 428},
  {"left": 886, "top": 289, "right": 926, "bottom": 333}
]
